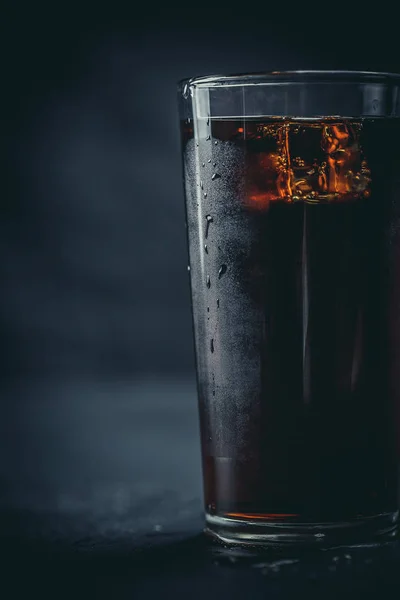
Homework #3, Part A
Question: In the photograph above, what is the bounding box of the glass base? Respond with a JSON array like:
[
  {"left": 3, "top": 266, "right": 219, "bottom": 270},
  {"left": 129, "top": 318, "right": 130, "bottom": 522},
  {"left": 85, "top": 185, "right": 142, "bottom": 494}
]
[{"left": 205, "top": 511, "right": 399, "bottom": 548}]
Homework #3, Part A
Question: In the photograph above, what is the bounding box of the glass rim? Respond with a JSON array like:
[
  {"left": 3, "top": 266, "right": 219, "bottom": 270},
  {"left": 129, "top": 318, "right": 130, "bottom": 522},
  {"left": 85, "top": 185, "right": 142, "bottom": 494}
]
[{"left": 178, "top": 70, "right": 400, "bottom": 90}]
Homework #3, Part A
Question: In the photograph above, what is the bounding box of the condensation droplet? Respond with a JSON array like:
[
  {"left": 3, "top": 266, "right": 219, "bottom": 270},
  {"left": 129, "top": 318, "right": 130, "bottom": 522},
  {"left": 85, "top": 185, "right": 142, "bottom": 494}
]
[
  {"left": 208, "top": 159, "right": 211, "bottom": 163},
  {"left": 210, "top": 339, "right": 214, "bottom": 353},
  {"left": 214, "top": 140, "right": 218, "bottom": 145},
  {"left": 206, "top": 135, "right": 211, "bottom": 141},
  {"left": 187, "top": 265, "right": 190, "bottom": 271},
  {"left": 217, "top": 298, "right": 220, "bottom": 308},
  {"left": 206, "top": 275, "right": 211, "bottom": 288},
  {"left": 213, "top": 162, "right": 217, "bottom": 167},
  {"left": 218, "top": 264, "right": 227, "bottom": 279},
  {"left": 205, "top": 215, "right": 213, "bottom": 239},
  {"left": 200, "top": 180, "right": 203, "bottom": 189},
  {"left": 207, "top": 307, "right": 210, "bottom": 312},
  {"left": 204, "top": 244, "right": 208, "bottom": 254},
  {"left": 211, "top": 173, "right": 221, "bottom": 181},
  {"left": 204, "top": 192, "right": 207, "bottom": 198}
]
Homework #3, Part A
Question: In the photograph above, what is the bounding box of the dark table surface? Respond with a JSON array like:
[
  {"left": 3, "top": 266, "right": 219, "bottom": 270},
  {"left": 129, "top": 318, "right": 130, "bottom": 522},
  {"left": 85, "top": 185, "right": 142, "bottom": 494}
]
[{"left": 1, "top": 376, "right": 400, "bottom": 598}]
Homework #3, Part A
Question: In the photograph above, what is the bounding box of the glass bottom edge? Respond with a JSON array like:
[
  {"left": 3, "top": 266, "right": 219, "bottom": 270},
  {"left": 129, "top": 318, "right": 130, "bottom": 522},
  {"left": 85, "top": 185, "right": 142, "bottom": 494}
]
[{"left": 205, "top": 511, "right": 399, "bottom": 548}]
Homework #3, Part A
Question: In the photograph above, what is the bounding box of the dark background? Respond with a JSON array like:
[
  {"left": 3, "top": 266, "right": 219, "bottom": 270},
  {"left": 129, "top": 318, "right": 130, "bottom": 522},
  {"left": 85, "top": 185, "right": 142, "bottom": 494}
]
[{"left": 2, "top": 5, "right": 400, "bottom": 597}]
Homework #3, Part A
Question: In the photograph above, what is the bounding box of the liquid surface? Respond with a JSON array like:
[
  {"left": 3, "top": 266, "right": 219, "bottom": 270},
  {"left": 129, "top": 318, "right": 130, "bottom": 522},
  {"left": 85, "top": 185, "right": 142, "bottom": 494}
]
[{"left": 182, "top": 118, "right": 400, "bottom": 522}]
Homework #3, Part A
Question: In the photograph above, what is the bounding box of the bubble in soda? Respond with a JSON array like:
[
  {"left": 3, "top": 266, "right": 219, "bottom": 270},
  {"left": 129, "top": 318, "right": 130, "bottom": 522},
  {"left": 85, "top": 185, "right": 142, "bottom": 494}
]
[{"left": 244, "top": 120, "right": 371, "bottom": 209}]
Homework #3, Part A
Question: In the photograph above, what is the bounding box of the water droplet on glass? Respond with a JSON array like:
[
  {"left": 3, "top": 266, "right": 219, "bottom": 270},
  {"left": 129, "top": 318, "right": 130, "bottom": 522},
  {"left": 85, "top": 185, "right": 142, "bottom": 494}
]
[
  {"left": 211, "top": 173, "right": 221, "bottom": 181},
  {"left": 210, "top": 339, "right": 214, "bottom": 353},
  {"left": 196, "top": 142, "right": 199, "bottom": 147},
  {"left": 214, "top": 140, "right": 218, "bottom": 145},
  {"left": 218, "top": 264, "right": 227, "bottom": 279},
  {"left": 205, "top": 215, "right": 213, "bottom": 238},
  {"left": 206, "top": 135, "right": 211, "bottom": 141},
  {"left": 217, "top": 298, "right": 220, "bottom": 308},
  {"left": 202, "top": 162, "right": 205, "bottom": 167},
  {"left": 213, "top": 162, "right": 217, "bottom": 167},
  {"left": 200, "top": 180, "right": 203, "bottom": 189},
  {"left": 204, "top": 192, "right": 207, "bottom": 198},
  {"left": 206, "top": 275, "right": 211, "bottom": 288},
  {"left": 208, "top": 159, "right": 211, "bottom": 163},
  {"left": 207, "top": 307, "right": 210, "bottom": 312},
  {"left": 187, "top": 265, "right": 191, "bottom": 271},
  {"left": 204, "top": 244, "right": 208, "bottom": 254}
]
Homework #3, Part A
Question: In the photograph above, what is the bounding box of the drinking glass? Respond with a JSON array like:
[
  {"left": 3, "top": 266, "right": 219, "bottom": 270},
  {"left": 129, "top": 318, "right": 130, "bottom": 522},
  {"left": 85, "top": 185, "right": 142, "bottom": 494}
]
[{"left": 178, "top": 71, "right": 400, "bottom": 546}]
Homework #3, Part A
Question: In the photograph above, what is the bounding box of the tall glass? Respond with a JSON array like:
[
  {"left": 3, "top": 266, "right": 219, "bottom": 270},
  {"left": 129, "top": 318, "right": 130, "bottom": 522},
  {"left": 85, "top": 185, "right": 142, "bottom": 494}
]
[{"left": 178, "top": 71, "right": 400, "bottom": 546}]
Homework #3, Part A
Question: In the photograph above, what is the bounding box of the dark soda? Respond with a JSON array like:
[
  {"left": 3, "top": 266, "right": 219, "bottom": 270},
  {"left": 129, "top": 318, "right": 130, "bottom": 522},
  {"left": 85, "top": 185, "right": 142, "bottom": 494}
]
[{"left": 182, "top": 117, "right": 400, "bottom": 524}]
